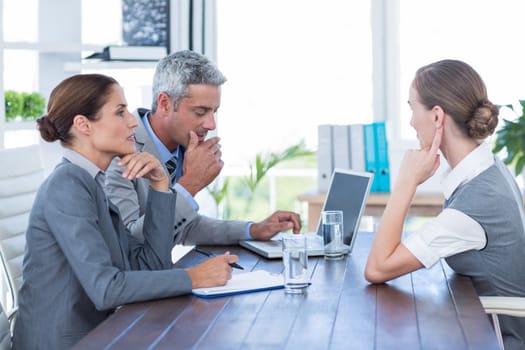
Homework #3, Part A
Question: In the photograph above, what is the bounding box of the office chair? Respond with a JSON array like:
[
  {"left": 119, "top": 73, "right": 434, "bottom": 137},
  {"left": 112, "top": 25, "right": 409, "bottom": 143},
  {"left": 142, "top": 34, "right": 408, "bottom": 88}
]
[
  {"left": 0, "top": 145, "right": 45, "bottom": 321},
  {"left": 0, "top": 302, "right": 10, "bottom": 350},
  {"left": 479, "top": 296, "right": 525, "bottom": 350}
]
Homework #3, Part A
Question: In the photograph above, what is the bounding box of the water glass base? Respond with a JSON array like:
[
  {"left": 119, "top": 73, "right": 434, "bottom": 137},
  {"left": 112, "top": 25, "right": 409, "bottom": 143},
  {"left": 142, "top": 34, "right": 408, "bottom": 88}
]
[
  {"left": 284, "top": 285, "right": 308, "bottom": 294},
  {"left": 324, "top": 253, "right": 345, "bottom": 260}
]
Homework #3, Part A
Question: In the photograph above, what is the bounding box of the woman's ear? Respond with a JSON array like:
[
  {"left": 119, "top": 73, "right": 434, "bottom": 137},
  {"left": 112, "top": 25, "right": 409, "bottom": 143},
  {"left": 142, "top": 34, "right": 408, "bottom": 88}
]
[
  {"left": 432, "top": 105, "right": 445, "bottom": 129},
  {"left": 72, "top": 114, "right": 92, "bottom": 135}
]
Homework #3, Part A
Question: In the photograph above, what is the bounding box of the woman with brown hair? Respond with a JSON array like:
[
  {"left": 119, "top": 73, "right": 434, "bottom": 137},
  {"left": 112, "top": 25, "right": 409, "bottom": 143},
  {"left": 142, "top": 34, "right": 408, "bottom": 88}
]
[
  {"left": 365, "top": 59, "right": 525, "bottom": 349},
  {"left": 12, "top": 74, "right": 237, "bottom": 349}
]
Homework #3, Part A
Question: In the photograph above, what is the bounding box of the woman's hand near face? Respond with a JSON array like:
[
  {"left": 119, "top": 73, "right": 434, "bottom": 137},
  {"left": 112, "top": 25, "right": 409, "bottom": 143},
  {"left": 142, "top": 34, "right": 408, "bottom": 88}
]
[
  {"left": 398, "top": 126, "right": 443, "bottom": 187},
  {"left": 118, "top": 152, "right": 169, "bottom": 192},
  {"left": 364, "top": 126, "right": 442, "bottom": 284}
]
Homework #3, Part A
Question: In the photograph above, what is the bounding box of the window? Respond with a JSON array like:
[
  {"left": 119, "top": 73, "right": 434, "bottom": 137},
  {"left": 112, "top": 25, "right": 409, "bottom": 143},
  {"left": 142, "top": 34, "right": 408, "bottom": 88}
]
[
  {"left": 2, "top": 0, "right": 38, "bottom": 42},
  {"left": 81, "top": 0, "right": 155, "bottom": 112},
  {"left": 213, "top": 1, "right": 373, "bottom": 220},
  {"left": 81, "top": 0, "right": 122, "bottom": 46},
  {"left": 3, "top": 50, "right": 39, "bottom": 95},
  {"left": 3, "top": 0, "right": 39, "bottom": 93},
  {"left": 216, "top": 0, "right": 373, "bottom": 167},
  {"left": 0, "top": 0, "right": 156, "bottom": 149},
  {"left": 1, "top": 0, "right": 40, "bottom": 148},
  {"left": 399, "top": 0, "right": 525, "bottom": 140}
]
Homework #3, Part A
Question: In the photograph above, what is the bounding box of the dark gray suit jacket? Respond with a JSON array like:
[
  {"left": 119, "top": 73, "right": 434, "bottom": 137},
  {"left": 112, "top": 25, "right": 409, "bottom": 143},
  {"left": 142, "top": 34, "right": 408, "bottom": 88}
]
[
  {"left": 105, "top": 109, "right": 248, "bottom": 246},
  {"left": 12, "top": 160, "right": 191, "bottom": 350}
]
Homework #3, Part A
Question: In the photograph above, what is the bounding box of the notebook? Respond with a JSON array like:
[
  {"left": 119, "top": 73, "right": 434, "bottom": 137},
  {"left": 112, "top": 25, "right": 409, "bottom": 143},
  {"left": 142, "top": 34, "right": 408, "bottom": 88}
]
[
  {"left": 239, "top": 168, "right": 374, "bottom": 259},
  {"left": 192, "top": 270, "right": 284, "bottom": 298}
]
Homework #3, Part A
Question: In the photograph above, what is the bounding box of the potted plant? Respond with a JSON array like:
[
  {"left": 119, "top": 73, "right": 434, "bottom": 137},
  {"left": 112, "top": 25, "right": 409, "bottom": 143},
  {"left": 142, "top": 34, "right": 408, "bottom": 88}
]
[
  {"left": 207, "top": 140, "right": 315, "bottom": 219},
  {"left": 21, "top": 92, "right": 46, "bottom": 120},
  {"left": 493, "top": 100, "right": 525, "bottom": 177},
  {"left": 4, "top": 90, "right": 46, "bottom": 122},
  {"left": 4, "top": 90, "right": 23, "bottom": 121}
]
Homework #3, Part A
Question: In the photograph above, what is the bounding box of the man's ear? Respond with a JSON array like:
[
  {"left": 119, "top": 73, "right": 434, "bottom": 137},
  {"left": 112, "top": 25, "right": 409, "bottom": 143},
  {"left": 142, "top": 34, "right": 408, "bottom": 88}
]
[
  {"left": 72, "top": 114, "right": 92, "bottom": 135},
  {"left": 157, "top": 92, "right": 173, "bottom": 113}
]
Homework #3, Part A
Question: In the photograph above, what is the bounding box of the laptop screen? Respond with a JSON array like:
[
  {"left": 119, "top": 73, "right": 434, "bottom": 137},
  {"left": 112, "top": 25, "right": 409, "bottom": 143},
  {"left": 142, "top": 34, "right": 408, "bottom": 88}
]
[
  {"left": 315, "top": 169, "right": 373, "bottom": 249},
  {"left": 238, "top": 168, "right": 373, "bottom": 258}
]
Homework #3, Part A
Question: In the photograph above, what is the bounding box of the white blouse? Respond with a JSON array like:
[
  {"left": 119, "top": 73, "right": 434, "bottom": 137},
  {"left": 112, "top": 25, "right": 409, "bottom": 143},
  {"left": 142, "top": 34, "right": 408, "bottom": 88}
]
[{"left": 402, "top": 142, "right": 495, "bottom": 268}]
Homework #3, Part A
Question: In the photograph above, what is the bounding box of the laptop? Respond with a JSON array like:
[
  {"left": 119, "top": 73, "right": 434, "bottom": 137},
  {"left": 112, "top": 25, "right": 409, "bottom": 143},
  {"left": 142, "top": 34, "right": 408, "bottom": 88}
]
[{"left": 239, "top": 168, "right": 374, "bottom": 258}]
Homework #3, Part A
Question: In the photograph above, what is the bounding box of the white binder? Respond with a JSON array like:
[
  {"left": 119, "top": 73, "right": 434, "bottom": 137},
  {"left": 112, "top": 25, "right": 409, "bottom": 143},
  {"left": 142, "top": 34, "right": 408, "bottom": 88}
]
[{"left": 317, "top": 124, "right": 333, "bottom": 192}]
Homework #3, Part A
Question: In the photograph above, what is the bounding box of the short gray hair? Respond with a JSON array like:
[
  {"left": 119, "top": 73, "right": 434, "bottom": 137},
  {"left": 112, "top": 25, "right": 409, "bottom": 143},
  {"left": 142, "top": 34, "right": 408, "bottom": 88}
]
[{"left": 151, "top": 50, "right": 227, "bottom": 112}]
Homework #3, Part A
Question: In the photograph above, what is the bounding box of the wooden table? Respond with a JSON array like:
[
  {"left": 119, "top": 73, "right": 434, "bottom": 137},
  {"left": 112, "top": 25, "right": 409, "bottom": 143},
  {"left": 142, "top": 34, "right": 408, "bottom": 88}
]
[
  {"left": 73, "top": 233, "right": 499, "bottom": 350},
  {"left": 298, "top": 191, "right": 444, "bottom": 231}
]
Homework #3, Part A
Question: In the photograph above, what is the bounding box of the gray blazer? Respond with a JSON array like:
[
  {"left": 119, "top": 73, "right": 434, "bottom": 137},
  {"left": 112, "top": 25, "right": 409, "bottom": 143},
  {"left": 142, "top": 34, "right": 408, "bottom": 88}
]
[
  {"left": 12, "top": 160, "right": 191, "bottom": 350},
  {"left": 105, "top": 109, "right": 248, "bottom": 246}
]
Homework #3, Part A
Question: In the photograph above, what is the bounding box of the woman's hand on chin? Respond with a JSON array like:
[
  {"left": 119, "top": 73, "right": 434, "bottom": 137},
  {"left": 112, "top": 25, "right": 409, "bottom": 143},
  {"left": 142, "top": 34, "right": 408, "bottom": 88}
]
[{"left": 118, "top": 152, "right": 169, "bottom": 191}]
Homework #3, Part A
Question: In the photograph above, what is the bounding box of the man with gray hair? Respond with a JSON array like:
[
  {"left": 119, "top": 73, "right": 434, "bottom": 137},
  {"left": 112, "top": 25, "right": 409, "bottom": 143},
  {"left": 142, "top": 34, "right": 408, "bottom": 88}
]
[{"left": 106, "top": 50, "right": 301, "bottom": 251}]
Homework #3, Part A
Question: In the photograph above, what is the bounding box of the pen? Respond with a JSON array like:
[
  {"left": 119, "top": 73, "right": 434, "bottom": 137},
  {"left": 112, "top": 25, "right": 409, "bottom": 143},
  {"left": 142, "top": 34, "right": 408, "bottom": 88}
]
[{"left": 193, "top": 246, "right": 244, "bottom": 270}]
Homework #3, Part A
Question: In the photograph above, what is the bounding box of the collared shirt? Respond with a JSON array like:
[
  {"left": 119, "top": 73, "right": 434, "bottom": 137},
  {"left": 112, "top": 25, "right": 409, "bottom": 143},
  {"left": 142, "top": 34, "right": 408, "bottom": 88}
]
[
  {"left": 142, "top": 111, "right": 178, "bottom": 165},
  {"left": 402, "top": 142, "right": 493, "bottom": 268},
  {"left": 63, "top": 148, "right": 108, "bottom": 208},
  {"left": 142, "top": 111, "right": 199, "bottom": 211},
  {"left": 142, "top": 111, "right": 252, "bottom": 240},
  {"left": 441, "top": 142, "right": 495, "bottom": 200},
  {"left": 63, "top": 148, "right": 102, "bottom": 181}
]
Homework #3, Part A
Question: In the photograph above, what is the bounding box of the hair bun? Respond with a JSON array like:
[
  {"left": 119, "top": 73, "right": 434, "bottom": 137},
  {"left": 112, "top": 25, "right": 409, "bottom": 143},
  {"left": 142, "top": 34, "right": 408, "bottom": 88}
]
[
  {"left": 466, "top": 99, "right": 499, "bottom": 139},
  {"left": 37, "top": 114, "right": 61, "bottom": 142}
]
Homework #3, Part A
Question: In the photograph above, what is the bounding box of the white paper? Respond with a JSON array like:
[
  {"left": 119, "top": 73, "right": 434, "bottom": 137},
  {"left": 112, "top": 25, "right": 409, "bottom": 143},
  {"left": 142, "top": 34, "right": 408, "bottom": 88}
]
[{"left": 192, "top": 270, "right": 283, "bottom": 297}]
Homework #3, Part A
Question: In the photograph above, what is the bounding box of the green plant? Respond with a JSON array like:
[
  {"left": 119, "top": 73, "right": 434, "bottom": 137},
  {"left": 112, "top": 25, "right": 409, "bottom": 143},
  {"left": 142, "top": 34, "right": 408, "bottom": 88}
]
[
  {"left": 240, "top": 141, "right": 314, "bottom": 218},
  {"left": 21, "top": 92, "right": 46, "bottom": 120},
  {"left": 4, "top": 90, "right": 46, "bottom": 121},
  {"left": 207, "top": 140, "right": 315, "bottom": 219},
  {"left": 493, "top": 100, "right": 525, "bottom": 176},
  {"left": 243, "top": 141, "right": 314, "bottom": 193},
  {"left": 4, "top": 90, "right": 23, "bottom": 121},
  {"left": 207, "top": 177, "right": 231, "bottom": 219}
]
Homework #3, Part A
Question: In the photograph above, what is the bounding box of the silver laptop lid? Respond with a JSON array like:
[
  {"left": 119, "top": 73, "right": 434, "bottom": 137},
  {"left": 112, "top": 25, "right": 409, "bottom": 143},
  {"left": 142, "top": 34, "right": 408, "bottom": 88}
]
[
  {"left": 315, "top": 168, "right": 373, "bottom": 252},
  {"left": 238, "top": 168, "right": 373, "bottom": 258}
]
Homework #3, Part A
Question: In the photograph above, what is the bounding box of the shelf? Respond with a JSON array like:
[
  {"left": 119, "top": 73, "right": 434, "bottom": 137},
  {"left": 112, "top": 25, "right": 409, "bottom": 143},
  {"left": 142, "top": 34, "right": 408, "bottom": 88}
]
[
  {"left": 64, "top": 60, "right": 158, "bottom": 71},
  {"left": 2, "top": 42, "right": 103, "bottom": 53}
]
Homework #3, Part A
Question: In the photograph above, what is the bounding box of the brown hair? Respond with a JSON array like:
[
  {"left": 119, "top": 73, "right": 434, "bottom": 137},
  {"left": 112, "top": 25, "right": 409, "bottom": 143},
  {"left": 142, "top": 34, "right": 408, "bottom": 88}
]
[
  {"left": 37, "top": 74, "right": 118, "bottom": 145},
  {"left": 413, "top": 59, "right": 499, "bottom": 139}
]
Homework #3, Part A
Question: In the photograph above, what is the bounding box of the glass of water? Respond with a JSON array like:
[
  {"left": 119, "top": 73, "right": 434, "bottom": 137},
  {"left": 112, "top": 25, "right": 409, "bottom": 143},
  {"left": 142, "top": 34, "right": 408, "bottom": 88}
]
[
  {"left": 281, "top": 234, "right": 309, "bottom": 294},
  {"left": 321, "top": 210, "right": 345, "bottom": 259}
]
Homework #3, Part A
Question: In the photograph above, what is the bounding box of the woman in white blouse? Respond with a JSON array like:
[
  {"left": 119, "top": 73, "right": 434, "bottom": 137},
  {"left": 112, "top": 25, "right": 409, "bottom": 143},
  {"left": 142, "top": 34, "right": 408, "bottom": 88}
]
[{"left": 365, "top": 59, "right": 525, "bottom": 350}]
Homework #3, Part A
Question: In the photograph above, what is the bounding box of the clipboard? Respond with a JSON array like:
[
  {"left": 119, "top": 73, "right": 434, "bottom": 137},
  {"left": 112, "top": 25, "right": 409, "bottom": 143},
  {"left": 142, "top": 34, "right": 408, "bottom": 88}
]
[{"left": 192, "top": 270, "right": 284, "bottom": 298}]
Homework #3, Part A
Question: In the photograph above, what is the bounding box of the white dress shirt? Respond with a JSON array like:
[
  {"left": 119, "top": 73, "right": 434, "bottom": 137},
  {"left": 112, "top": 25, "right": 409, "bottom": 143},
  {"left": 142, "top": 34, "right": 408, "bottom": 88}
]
[{"left": 402, "top": 142, "right": 495, "bottom": 268}]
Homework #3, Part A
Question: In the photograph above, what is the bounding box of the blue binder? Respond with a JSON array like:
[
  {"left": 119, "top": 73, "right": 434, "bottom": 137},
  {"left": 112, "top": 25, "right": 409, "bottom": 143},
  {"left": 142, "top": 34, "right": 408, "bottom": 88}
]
[
  {"left": 363, "top": 123, "right": 378, "bottom": 192},
  {"left": 373, "top": 121, "right": 390, "bottom": 192}
]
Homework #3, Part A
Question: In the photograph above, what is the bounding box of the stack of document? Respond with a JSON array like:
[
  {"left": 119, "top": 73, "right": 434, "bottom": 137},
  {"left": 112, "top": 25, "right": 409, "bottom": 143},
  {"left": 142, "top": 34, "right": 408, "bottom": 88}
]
[{"left": 192, "top": 270, "right": 284, "bottom": 298}]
